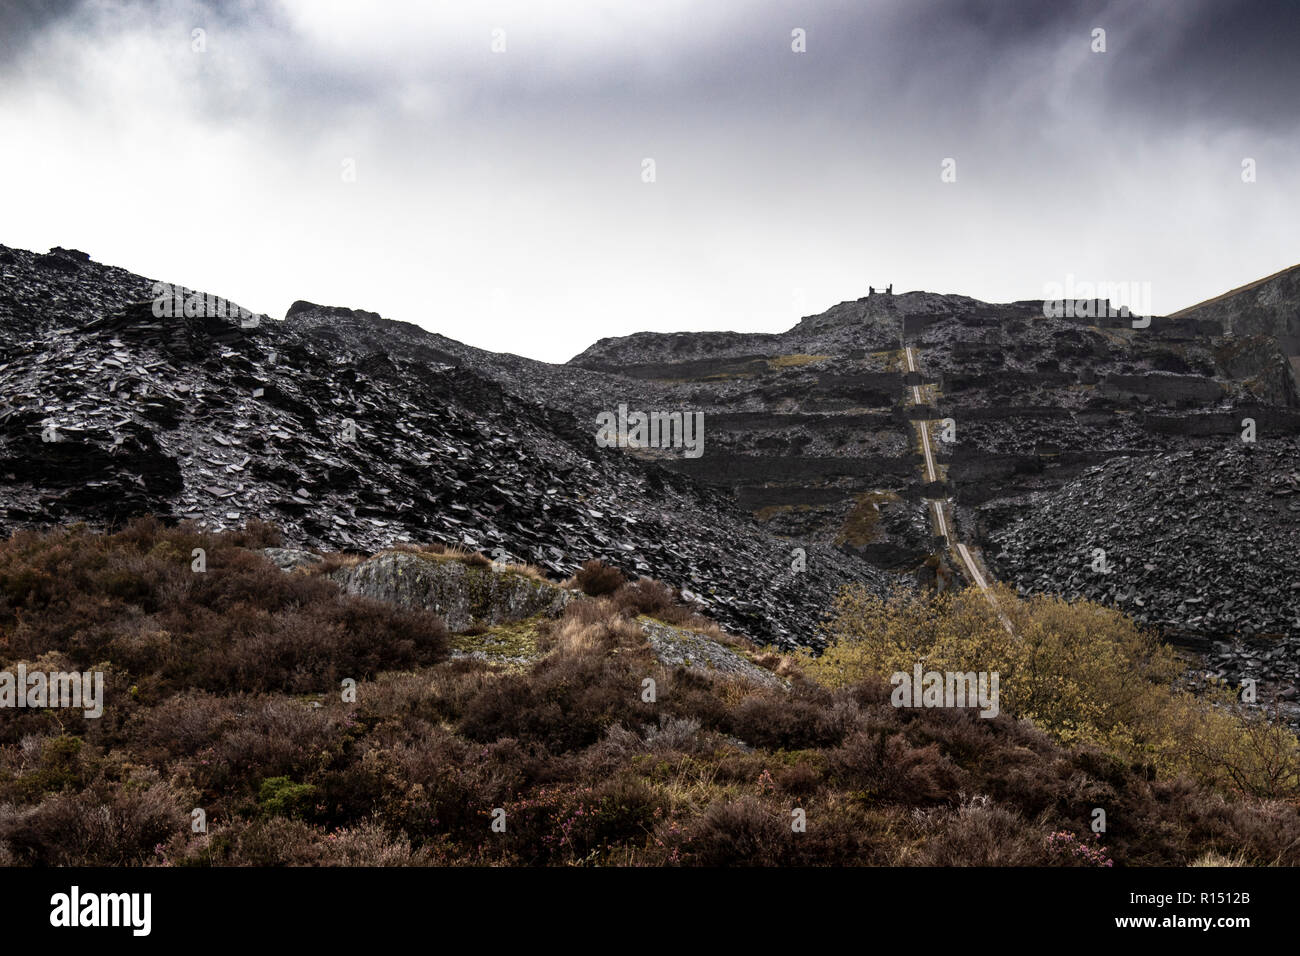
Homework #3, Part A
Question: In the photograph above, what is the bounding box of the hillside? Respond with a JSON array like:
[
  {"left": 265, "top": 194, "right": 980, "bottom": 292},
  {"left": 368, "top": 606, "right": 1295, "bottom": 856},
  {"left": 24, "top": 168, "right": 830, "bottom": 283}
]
[
  {"left": 568, "top": 285, "right": 1300, "bottom": 645},
  {"left": 0, "top": 245, "right": 891, "bottom": 647},
  {"left": 4, "top": 242, "right": 1300, "bottom": 652},
  {"left": 1169, "top": 262, "right": 1300, "bottom": 356},
  {"left": 1, "top": 521, "right": 1297, "bottom": 867}
]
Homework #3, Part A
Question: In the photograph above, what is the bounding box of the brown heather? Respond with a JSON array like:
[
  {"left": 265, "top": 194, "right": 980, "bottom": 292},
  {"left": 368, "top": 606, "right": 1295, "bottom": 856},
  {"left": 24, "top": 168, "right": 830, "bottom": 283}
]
[{"left": 0, "top": 519, "right": 1297, "bottom": 866}]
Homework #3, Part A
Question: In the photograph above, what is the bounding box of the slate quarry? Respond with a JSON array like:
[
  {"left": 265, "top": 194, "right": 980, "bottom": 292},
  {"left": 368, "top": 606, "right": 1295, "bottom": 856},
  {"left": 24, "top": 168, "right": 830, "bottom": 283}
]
[
  {"left": 569, "top": 283, "right": 1300, "bottom": 649},
  {"left": 3, "top": 243, "right": 1299, "bottom": 660},
  {"left": 0, "top": 244, "right": 888, "bottom": 648}
]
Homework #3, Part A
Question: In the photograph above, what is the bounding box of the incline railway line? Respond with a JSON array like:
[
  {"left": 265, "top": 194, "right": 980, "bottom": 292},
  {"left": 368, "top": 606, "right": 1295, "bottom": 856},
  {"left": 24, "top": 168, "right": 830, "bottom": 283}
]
[{"left": 902, "top": 345, "right": 1011, "bottom": 628}]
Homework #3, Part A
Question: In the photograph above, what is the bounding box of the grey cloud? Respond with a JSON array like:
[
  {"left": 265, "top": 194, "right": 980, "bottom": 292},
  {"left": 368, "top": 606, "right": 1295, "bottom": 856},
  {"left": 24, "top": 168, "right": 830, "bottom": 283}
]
[
  {"left": 11, "top": 0, "right": 1293, "bottom": 150},
  {"left": 1095, "top": 0, "right": 1300, "bottom": 131},
  {"left": 0, "top": 0, "right": 1296, "bottom": 361},
  {"left": 0, "top": 0, "right": 82, "bottom": 60}
]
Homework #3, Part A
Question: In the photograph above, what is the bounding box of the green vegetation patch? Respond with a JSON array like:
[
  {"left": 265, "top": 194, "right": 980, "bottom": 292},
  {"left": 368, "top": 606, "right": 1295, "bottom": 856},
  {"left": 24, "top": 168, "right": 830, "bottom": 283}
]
[
  {"left": 449, "top": 614, "right": 547, "bottom": 666},
  {"left": 835, "top": 491, "right": 899, "bottom": 547},
  {"left": 258, "top": 776, "right": 318, "bottom": 818}
]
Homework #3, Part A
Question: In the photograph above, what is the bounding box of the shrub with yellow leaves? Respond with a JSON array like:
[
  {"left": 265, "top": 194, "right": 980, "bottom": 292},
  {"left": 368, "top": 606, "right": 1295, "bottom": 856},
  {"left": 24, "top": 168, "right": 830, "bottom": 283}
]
[{"left": 797, "top": 582, "right": 1300, "bottom": 799}]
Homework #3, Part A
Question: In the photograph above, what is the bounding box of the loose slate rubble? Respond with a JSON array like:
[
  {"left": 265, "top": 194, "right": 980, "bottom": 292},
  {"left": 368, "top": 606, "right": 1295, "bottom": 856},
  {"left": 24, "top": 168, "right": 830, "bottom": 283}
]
[
  {"left": 988, "top": 442, "right": 1300, "bottom": 719},
  {"left": 988, "top": 442, "right": 1300, "bottom": 641},
  {"left": 0, "top": 244, "right": 891, "bottom": 648}
]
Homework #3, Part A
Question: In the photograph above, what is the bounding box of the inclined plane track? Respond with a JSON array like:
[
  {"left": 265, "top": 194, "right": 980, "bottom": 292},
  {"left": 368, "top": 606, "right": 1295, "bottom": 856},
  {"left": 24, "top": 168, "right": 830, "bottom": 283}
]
[{"left": 903, "top": 345, "right": 1009, "bottom": 626}]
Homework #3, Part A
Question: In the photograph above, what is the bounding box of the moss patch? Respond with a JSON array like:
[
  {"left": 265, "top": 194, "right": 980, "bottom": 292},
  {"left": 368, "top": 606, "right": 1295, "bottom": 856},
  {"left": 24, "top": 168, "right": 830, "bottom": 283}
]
[
  {"left": 835, "top": 491, "right": 898, "bottom": 547},
  {"left": 767, "top": 353, "right": 831, "bottom": 370},
  {"left": 754, "top": 503, "right": 817, "bottom": 523},
  {"left": 449, "top": 614, "right": 547, "bottom": 667}
]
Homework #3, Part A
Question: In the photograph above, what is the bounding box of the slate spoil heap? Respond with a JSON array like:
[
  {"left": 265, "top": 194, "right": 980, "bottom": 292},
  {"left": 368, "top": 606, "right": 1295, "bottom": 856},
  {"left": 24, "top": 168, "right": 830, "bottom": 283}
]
[
  {"left": 4, "top": 242, "right": 1300, "bottom": 664},
  {"left": 0, "top": 244, "right": 891, "bottom": 648},
  {"left": 989, "top": 441, "right": 1300, "bottom": 718}
]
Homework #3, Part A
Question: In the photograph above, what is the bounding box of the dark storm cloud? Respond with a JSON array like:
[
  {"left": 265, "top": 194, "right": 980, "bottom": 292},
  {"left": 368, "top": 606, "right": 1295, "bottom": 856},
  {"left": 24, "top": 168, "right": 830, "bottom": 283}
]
[
  {"left": 1096, "top": 0, "right": 1300, "bottom": 131},
  {"left": 1, "top": 0, "right": 1296, "bottom": 360},
  {"left": 0, "top": 0, "right": 82, "bottom": 59},
  {"left": 6, "top": 0, "right": 1293, "bottom": 145},
  {"left": 335, "top": 0, "right": 1296, "bottom": 167},
  {"left": 822, "top": 0, "right": 1300, "bottom": 133}
]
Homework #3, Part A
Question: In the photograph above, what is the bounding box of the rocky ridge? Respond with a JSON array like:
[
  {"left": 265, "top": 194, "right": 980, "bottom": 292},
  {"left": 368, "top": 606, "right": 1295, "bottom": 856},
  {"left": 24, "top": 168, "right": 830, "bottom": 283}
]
[
  {"left": 0, "top": 243, "right": 892, "bottom": 648},
  {"left": 4, "top": 242, "right": 1299, "bottom": 652}
]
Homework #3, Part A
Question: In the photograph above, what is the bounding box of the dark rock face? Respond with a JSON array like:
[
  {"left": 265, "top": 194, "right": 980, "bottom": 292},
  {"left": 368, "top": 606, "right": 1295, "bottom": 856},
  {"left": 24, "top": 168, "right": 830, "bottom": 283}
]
[
  {"left": 1171, "top": 262, "right": 1300, "bottom": 355},
  {"left": 0, "top": 244, "right": 890, "bottom": 648},
  {"left": 640, "top": 618, "right": 789, "bottom": 690}
]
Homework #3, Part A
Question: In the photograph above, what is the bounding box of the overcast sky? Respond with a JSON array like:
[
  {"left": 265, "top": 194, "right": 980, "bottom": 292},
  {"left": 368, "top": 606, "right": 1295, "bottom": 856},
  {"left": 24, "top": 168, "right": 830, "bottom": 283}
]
[{"left": 2, "top": 0, "right": 1297, "bottom": 361}]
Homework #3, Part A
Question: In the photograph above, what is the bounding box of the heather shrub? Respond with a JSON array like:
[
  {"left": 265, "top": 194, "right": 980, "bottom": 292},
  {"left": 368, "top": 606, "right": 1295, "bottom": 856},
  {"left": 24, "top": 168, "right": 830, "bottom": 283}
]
[
  {"left": 2, "top": 521, "right": 1298, "bottom": 867},
  {"left": 197, "top": 817, "right": 431, "bottom": 866},
  {"left": 574, "top": 559, "right": 625, "bottom": 596},
  {"left": 1, "top": 734, "right": 95, "bottom": 801},
  {"left": 0, "top": 519, "right": 448, "bottom": 696},
  {"left": 680, "top": 796, "right": 791, "bottom": 866},
  {"left": 196, "top": 816, "right": 325, "bottom": 866},
  {"left": 829, "top": 728, "right": 961, "bottom": 805},
  {"left": 0, "top": 776, "right": 188, "bottom": 865},
  {"left": 909, "top": 796, "right": 1049, "bottom": 866},
  {"left": 457, "top": 649, "right": 650, "bottom": 753},
  {"left": 612, "top": 578, "right": 677, "bottom": 618},
  {"left": 314, "top": 821, "right": 433, "bottom": 865},
  {"left": 727, "top": 689, "right": 853, "bottom": 750},
  {"left": 500, "top": 776, "right": 661, "bottom": 864},
  {"left": 1044, "top": 829, "right": 1115, "bottom": 867}
]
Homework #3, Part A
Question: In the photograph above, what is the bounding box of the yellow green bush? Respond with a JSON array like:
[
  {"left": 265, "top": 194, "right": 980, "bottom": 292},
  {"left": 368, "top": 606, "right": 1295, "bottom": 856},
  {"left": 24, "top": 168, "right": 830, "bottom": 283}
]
[{"left": 798, "top": 583, "right": 1300, "bottom": 798}]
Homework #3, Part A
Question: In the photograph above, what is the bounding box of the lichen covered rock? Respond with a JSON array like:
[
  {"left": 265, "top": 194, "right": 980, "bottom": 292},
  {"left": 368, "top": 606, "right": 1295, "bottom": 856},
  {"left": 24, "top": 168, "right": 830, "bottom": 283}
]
[
  {"left": 334, "top": 550, "right": 570, "bottom": 632},
  {"left": 262, "top": 547, "right": 324, "bottom": 572},
  {"left": 640, "top": 617, "right": 787, "bottom": 689}
]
